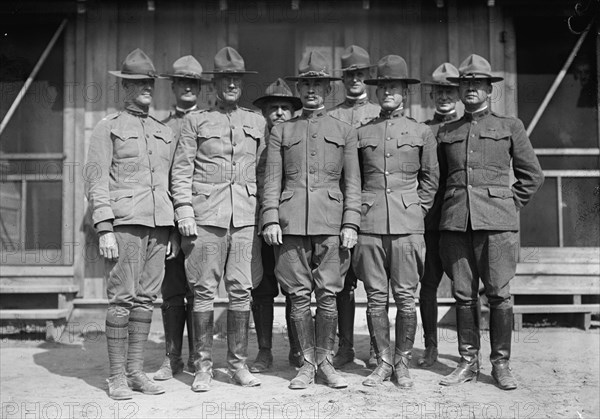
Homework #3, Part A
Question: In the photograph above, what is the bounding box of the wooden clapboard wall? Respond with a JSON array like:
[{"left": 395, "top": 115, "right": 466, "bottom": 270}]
[{"left": 74, "top": 0, "right": 513, "bottom": 300}]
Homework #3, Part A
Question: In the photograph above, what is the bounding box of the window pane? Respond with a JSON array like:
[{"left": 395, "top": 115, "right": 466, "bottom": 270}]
[
  {"left": 562, "top": 177, "right": 600, "bottom": 247},
  {"left": 0, "top": 181, "right": 22, "bottom": 252},
  {"left": 520, "top": 178, "right": 558, "bottom": 247},
  {"left": 538, "top": 155, "right": 600, "bottom": 171},
  {"left": 25, "top": 181, "right": 62, "bottom": 250}
]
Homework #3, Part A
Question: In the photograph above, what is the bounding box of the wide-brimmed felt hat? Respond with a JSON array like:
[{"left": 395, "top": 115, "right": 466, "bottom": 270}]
[
  {"left": 446, "top": 54, "right": 503, "bottom": 83},
  {"left": 109, "top": 48, "right": 161, "bottom": 79},
  {"left": 285, "top": 50, "right": 341, "bottom": 82},
  {"left": 203, "top": 46, "right": 257, "bottom": 75},
  {"left": 364, "top": 55, "right": 420, "bottom": 85},
  {"left": 252, "top": 78, "right": 302, "bottom": 111},
  {"left": 333, "top": 45, "right": 374, "bottom": 72},
  {"left": 422, "top": 63, "right": 460, "bottom": 86},
  {"left": 161, "top": 55, "right": 208, "bottom": 80}
]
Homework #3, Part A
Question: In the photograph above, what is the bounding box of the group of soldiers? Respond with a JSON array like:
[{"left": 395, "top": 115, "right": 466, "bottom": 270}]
[{"left": 85, "top": 44, "right": 544, "bottom": 401}]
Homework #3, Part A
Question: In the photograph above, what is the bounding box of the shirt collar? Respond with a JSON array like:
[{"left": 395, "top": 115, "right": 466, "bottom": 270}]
[
  {"left": 124, "top": 101, "right": 149, "bottom": 118},
  {"left": 464, "top": 106, "right": 490, "bottom": 121},
  {"left": 301, "top": 106, "right": 327, "bottom": 119},
  {"left": 175, "top": 104, "right": 198, "bottom": 117},
  {"left": 379, "top": 107, "right": 404, "bottom": 120},
  {"left": 345, "top": 93, "right": 369, "bottom": 107},
  {"left": 433, "top": 110, "right": 459, "bottom": 123}
]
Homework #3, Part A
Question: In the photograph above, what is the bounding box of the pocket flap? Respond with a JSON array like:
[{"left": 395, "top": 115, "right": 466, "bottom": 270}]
[
  {"left": 325, "top": 136, "right": 345, "bottom": 147},
  {"left": 358, "top": 137, "right": 379, "bottom": 149},
  {"left": 198, "top": 127, "right": 221, "bottom": 139},
  {"left": 444, "top": 188, "right": 456, "bottom": 200},
  {"left": 246, "top": 183, "right": 257, "bottom": 196},
  {"left": 154, "top": 131, "right": 172, "bottom": 143},
  {"left": 280, "top": 189, "right": 294, "bottom": 202},
  {"left": 328, "top": 189, "right": 343, "bottom": 202},
  {"left": 402, "top": 192, "right": 421, "bottom": 208},
  {"left": 361, "top": 191, "right": 376, "bottom": 207},
  {"left": 283, "top": 137, "right": 302, "bottom": 148},
  {"left": 243, "top": 125, "right": 263, "bottom": 140},
  {"left": 480, "top": 129, "right": 511, "bottom": 140},
  {"left": 111, "top": 129, "right": 138, "bottom": 141},
  {"left": 439, "top": 133, "right": 465, "bottom": 144},
  {"left": 192, "top": 183, "right": 213, "bottom": 196},
  {"left": 397, "top": 135, "right": 424, "bottom": 148},
  {"left": 109, "top": 189, "right": 134, "bottom": 201},
  {"left": 488, "top": 187, "right": 513, "bottom": 199}
]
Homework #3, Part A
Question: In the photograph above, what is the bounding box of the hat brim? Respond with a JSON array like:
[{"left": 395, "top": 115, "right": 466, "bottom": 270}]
[
  {"left": 203, "top": 70, "right": 258, "bottom": 75},
  {"left": 285, "top": 75, "right": 342, "bottom": 82},
  {"left": 109, "top": 71, "right": 164, "bottom": 79},
  {"left": 333, "top": 64, "right": 375, "bottom": 72},
  {"left": 421, "top": 81, "right": 460, "bottom": 87},
  {"left": 447, "top": 75, "right": 504, "bottom": 83},
  {"left": 160, "top": 73, "right": 211, "bottom": 81},
  {"left": 364, "top": 77, "right": 420, "bottom": 85},
  {"left": 252, "top": 95, "right": 303, "bottom": 111}
]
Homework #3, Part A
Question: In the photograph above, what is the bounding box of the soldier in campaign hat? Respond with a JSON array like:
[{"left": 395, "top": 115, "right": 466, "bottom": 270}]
[
  {"left": 171, "top": 47, "right": 265, "bottom": 392},
  {"left": 353, "top": 55, "right": 439, "bottom": 388},
  {"left": 250, "top": 78, "right": 304, "bottom": 373},
  {"left": 437, "top": 54, "right": 544, "bottom": 390},
  {"left": 86, "top": 48, "right": 175, "bottom": 399},
  {"left": 153, "top": 55, "right": 206, "bottom": 381},
  {"left": 328, "top": 45, "right": 381, "bottom": 369},
  {"left": 417, "top": 62, "right": 461, "bottom": 368},
  {"left": 262, "top": 50, "right": 361, "bottom": 390}
]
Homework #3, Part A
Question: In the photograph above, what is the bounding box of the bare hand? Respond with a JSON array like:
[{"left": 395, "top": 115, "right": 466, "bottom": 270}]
[
  {"left": 263, "top": 224, "right": 283, "bottom": 246},
  {"left": 166, "top": 231, "right": 181, "bottom": 260},
  {"left": 178, "top": 217, "right": 197, "bottom": 237},
  {"left": 340, "top": 227, "right": 358, "bottom": 249},
  {"left": 99, "top": 232, "right": 119, "bottom": 260}
]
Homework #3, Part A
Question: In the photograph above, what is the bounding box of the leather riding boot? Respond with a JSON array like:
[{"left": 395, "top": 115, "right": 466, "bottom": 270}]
[
  {"left": 154, "top": 305, "right": 186, "bottom": 380},
  {"left": 490, "top": 307, "right": 517, "bottom": 390},
  {"left": 332, "top": 292, "right": 355, "bottom": 368},
  {"left": 227, "top": 310, "right": 261, "bottom": 387},
  {"left": 363, "top": 311, "right": 393, "bottom": 386},
  {"left": 126, "top": 308, "right": 164, "bottom": 395},
  {"left": 249, "top": 303, "right": 274, "bottom": 373},
  {"left": 316, "top": 313, "right": 348, "bottom": 389},
  {"left": 286, "top": 297, "right": 304, "bottom": 368},
  {"left": 191, "top": 311, "right": 214, "bottom": 392},
  {"left": 440, "top": 304, "right": 480, "bottom": 386},
  {"left": 289, "top": 311, "right": 317, "bottom": 389},
  {"left": 418, "top": 299, "right": 439, "bottom": 368},
  {"left": 106, "top": 310, "right": 132, "bottom": 400},
  {"left": 185, "top": 303, "right": 195, "bottom": 371},
  {"left": 394, "top": 311, "right": 417, "bottom": 389}
]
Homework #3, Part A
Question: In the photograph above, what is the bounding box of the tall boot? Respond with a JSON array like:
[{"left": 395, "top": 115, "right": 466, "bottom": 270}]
[
  {"left": 286, "top": 297, "right": 303, "bottom": 367},
  {"left": 249, "top": 303, "right": 274, "bottom": 373},
  {"left": 315, "top": 313, "right": 348, "bottom": 389},
  {"left": 185, "top": 302, "right": 195, "bottom": 371},
  {"left": 126, "top": 308, "right": 164, "bottom": 395},
  {"left": 418, "top": 299, "right": 439, "bottom": 367},
  {"left": 490, "top": 307, "right": 517, "bottom": 390},
  {"left": 289, "top": 311, "right": 317, "bottom": 389},
  {"left": 394, "top": 310, "right": 417, "bottom": 389},
  {"left": 363, "top": 311, "right": 393, "bottom": 386},
  {"left": 106, "top": 310, "right": 133, "bottom": 400},
  {"left": 332, "top": 292, "right": 356, "bottom": 368},
  {"left": 191, "top": 311, "right": 213, "bottom": 392},
  {"left": 367, "top": 300, "right": 389, "bottom": 368},
  {"left": 154, "top": 305, "right": 186, "bottom": 380},
  {"left": 227, "top": 310, "right": 261, "bottom": 387},
  {"left": 440, "top": 304, "right": 480, "bottom": 386}
]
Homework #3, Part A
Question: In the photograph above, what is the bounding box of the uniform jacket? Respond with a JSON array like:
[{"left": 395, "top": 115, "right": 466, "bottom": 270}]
[
  {"left": 261, "top": 108, "right": 361, "bottom": 236},
  {"left": 357, "top": 108, "right": 439, "bottom": 235},
  {"left": 171, "top": 103, "right": 266, "bottom": 229},
  {"left": 438, "top": 107, "right": 544, "bottom": 232},
  {"left": 328, "top": 96, "right": 381, "bottom": 128},
  {"left": 162, "top": 106, "right": 199, "bottom": 166},
  {"left": 423, "top": 111, "right": 459, "bottom": 231},
  {"left": 85, "top": 108, "right": 175, "bottom": 231}
]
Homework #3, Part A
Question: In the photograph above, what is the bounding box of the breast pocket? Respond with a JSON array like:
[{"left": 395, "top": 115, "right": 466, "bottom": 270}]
[
  {"left": 480, "top": 128, "right": 512, "bottom": 163},
  {"left": 282, "top": 137, "right": 303, "bottom": 164},
  {"left": 197, "top": 128, "right": 222, "bottom": 157},
  {"left": 397, "top": 135, "right": 423, "bottom": 171},
  {"left": 111, "top": 129, "right": 140, "bottom": 159},
  {"left": 324, "top": 136, "right": 345, "bottom": 173},
  {"left": 153, "top": 130, "right": 172, "bottom": 164}
]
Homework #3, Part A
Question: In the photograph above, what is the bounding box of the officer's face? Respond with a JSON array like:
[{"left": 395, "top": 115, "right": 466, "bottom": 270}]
[
  {"left": 458, "top": 79, "right": 492, "bottom": 108},
  {"left": 215, "top": 75, "right": 243, "bottom": 104},
  {"left": 123, "top": 79, "right": 155, "bottom": 107},
  {"left": 431, "top": 85, "right": 459, "bottom": 113},
  {"left": 343, "top": 69, "right": 368, "bottom": 97},
  {"left": 297, "top": 79, "right": 331, "bottom": 109},
  {"left": 172, "top": 78, "right": 200, "bottom": 107},
  {"left": 376, "top": 81, "right": 406, "bottom": 111},
  {"left": 263, "top": 100, "right": 294, "bottom": 129}
]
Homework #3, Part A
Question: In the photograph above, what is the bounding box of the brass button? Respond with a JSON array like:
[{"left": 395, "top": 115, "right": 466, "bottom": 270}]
[
  {"left": 385, "top": 153, "right": 391, "bottom": 158},
  {"left": 384, "top": 171, "right": 389, "bottom": 176},
  {"left": 148, "top": 150, "right": 153, "bottom": 155},
  {"left": 311, "top": 151, "right": 316, "bottom": 156},
  {"left": 233, "top": 143, "right": 237, "bottom": 147},
  {"left": 386, "top": 137, "right": 392, "bottom": 141},
  {"left": 312, "top": 134, "right": 317, "bottom": 138},
  {"left": 386, "top": 189, "right": 392, "bottom": 194},
  {"left": 232, "top": 161, "right": 237, "bottom": 166},
  {"left": 468, "top": 185, "right": 473, "bottom": 189}
]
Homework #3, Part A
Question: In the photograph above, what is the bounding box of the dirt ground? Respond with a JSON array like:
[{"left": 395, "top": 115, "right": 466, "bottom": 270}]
[{"left": 1, "top": 317, "right": 599, "bottom": 419}]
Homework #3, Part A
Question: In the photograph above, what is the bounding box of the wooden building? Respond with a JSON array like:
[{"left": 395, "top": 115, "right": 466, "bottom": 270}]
[{"left": 1, "top": 0, "right": 598, "bottom": 337}]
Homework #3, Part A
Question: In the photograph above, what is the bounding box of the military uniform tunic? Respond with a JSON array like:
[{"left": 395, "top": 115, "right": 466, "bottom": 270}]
[
  {"left": 328, "top": 96, "right": 380, "bottom": 129},
  {"left": 352, "top": 108, "right": 439, "bottom": 312},
  {"left": 171, "top": 102, "right": 266, "bottom": 311},
  {"left": 437, "top": 107, "right": 544, "bottom": 307}
]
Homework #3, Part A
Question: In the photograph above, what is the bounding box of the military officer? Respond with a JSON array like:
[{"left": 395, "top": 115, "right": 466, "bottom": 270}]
[
  {"left": 262, "top": 50, "right": 361, "bottom": 390},
  {"left": 154, "top": 55, "right": 205, "bottom": 381},
  {"left": 85, "top": 49, "right": 174, "bottom": 399},
  {"left": 171, "top": 47, "right": 265, "bottom": 391},
  {"left": 352, "top": 55, "right": 439, "bottom": 388},
  {"left": 250, "top": 78, "right": 304, "bottom": 372},
  {"left": 437, "top": 54, "right": 544, "bottom": 390},
  {"left": 327, "top": 45, "right": 381, "bottom": 368},
  {"left": 417, "top": 62, "right": 461, "bottom": 368}
]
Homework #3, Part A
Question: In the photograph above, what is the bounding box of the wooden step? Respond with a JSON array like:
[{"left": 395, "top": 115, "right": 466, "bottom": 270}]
[
  {"left": 512, "top": 275, "right": 600, "bottom": 295},
  {"left": 0, "top": 284, "right": 79, "bottom": 294},
  {"left": 0, "top": 308, "right": 71, "bottom": 320}
]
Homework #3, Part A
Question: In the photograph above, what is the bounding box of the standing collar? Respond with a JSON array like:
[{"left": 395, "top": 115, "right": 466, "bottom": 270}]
[
  {"left": 175, "top": 104, "right": 198, "bottom": 117},
  {"left": 379, "top": 107, "right": 404, "bottom": 120},
  {"left": 433, "top": 110, "right": 459, "bottom": 124},
  {"left": 216, "top": 99, "right": 238, "bottom": 113},
  {"left": 301, "top": 106, "right": 327, "bottom": 119},
  {"left": 345, "top": 93, "right": 369, "bottom": 107},
  {"left": 464, "top": 106, "right": 490, "bottom": 121},
  {"left": 125, "top": 101, "right": 149, "bottom": 118}
]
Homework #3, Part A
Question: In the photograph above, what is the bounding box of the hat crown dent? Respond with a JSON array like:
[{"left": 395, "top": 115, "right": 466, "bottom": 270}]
[
  {"left": 171, "top": 55, "right": 203, "bottom": 77},
  {"left": 298, "top": 50, "right": 331, "bottom": 76},
  {"left": 459, "top": 54, "right": 493, "bottom": 77},
  {"left": 265, "top": 78, "right": 294, "bottom": 97},
  {"left": 429, "top": 62, "right": 459, "bottom": 84},
  {"left": 213, "top": 46, "right": 248, "bottom": 72},
  {"left": 340, "top": 45, "right": 371, "bottom": 70},
  {"left": 121, "top": 48, "right": 157, "bottom": 75},
  {"left": 376, "top": 55, "right": 408, "bottom": 78}
]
